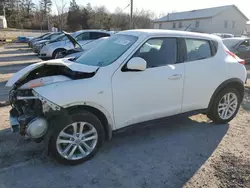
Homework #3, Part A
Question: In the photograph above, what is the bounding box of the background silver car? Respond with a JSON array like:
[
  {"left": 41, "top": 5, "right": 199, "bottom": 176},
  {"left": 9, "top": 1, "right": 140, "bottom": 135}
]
[
  {"left": 32, "top": 33, "right": 67, "bottom": 54},
  {"left": 30, "top": 32, "right": 62, "bottom": 48},
  {"left": 39, "top": 30, "right": 111, "bottom": 60},
  {"left": 57, "top": 36, "right": 109, "bottom": 59}
]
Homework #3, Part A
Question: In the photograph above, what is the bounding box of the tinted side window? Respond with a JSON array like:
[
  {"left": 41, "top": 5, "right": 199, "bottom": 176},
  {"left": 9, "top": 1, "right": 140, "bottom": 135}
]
[
  {"left": 134, "top": 38, "right": 177, "bottom": 68},
  {"left": 76, "top": 32, "right": 90, "bottom": 40},
  {"left": 90, "top": 32, "right": 110, "bottom": 39},
  {"left": 185, "top": 39, "right": 212, "bottom": 62},
  {"left": 210, "top": 40, "right": 218, "bottom": 56}
]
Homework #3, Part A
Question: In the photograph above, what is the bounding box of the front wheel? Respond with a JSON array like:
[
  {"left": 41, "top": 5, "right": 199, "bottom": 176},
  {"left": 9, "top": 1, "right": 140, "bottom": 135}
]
[
  {"left": 207, "top": 88, "right": 241, "bottom": 124},
  {"left": 52, "top": 49, "right": 65, "bottom": 59},
  {"left": 49, "top": 110, "right": 105, "bottom": 165}
]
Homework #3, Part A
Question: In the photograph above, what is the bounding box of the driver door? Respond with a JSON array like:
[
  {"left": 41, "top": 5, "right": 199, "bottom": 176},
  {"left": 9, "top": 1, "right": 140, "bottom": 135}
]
[{"left": 112, "top": 37, "right": 185, "bottom": 129}]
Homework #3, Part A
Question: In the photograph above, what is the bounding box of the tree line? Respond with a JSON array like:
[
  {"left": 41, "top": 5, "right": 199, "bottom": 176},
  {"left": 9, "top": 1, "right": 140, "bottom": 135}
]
[{"left": 0, "top": 0, "right": 155, "bottom": 31}]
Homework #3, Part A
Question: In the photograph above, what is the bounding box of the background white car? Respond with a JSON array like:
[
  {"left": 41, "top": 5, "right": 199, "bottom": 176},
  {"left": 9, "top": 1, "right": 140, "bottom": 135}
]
[
  {"left": 6, "top": 30, "right": 247, "bottom": 165},
  {"left": 39, "top": 30, "right": 111, "bottom": 60}
]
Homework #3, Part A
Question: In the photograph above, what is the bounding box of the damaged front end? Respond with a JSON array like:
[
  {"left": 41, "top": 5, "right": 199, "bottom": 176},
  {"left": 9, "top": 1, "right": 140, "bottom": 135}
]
[
  {"left": 9, "top": 88, "right": 61, "bottom": 142},
  {"left": 7, "top": 60, "right": 98, "bottom": 142}
]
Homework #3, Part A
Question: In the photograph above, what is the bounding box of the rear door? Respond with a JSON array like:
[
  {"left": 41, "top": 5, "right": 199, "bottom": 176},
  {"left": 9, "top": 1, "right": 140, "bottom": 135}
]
[{"left": 181, "top": 38, "right": 226, "bottom": 112}]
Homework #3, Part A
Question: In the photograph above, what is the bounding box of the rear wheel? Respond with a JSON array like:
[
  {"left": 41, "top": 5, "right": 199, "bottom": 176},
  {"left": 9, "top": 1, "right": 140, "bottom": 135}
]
[
  {"left": 49, "top": 110, "right": 105, "bottom": 165},
  {"left": 207, "top": 88, "right": 241, "bottom": 124}
]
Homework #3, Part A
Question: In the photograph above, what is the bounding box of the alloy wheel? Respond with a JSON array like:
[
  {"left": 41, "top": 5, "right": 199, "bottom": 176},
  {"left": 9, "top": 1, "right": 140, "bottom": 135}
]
[
  {"left": 217, "top": 92, "right": 238, "bottom": 120},
  {"left": 56, "top": 122, "right": 98, "bottom": 160}
]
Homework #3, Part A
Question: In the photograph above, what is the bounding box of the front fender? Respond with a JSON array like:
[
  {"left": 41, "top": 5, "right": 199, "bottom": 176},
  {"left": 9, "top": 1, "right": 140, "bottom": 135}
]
[{"left": 33, "top": 79, "right": 115, "bottom": 129}]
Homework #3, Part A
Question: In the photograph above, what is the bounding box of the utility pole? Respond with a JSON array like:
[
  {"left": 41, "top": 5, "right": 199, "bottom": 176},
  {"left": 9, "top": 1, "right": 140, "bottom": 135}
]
[{"left": 130, "top": 0, "right": 133, "bottom": 29}]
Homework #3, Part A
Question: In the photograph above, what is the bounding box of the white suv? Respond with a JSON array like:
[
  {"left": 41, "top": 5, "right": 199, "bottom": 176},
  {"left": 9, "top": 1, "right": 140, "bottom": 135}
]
[{"left": 6, "top": 30, "right": 247, "bottom": 164}]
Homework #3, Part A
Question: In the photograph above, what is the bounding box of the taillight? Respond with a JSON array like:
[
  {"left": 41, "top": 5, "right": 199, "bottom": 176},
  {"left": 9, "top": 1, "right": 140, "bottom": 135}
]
[
  {"left": 226, "top": 50, "right": 245, "bottom": 65},
  {"left": 226, "top": 50, "right": 236, "bottom": 58},
  {"left": 238, "top": 59, "right": 245, "bottom": 65}
]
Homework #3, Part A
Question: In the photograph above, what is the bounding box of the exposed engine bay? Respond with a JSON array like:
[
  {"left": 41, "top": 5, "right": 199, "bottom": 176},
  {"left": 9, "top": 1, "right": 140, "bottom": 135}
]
[
  {"left": 9, "top": 64, "right": 96, "bottom": 142},
  {"left": 14, "top": 64, "right": 95, "bottom": 88}
]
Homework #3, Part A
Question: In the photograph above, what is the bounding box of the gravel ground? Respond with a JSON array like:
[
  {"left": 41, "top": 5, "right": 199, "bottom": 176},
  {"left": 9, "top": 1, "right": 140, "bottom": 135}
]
[{"left": 0, "top": 43, "right": 250, "bottom": 188}]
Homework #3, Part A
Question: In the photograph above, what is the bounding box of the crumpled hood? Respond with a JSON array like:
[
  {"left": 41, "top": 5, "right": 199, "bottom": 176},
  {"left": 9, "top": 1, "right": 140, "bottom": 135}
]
[{"left": 6, "top": 58, "right": 99, "bottom": 87}]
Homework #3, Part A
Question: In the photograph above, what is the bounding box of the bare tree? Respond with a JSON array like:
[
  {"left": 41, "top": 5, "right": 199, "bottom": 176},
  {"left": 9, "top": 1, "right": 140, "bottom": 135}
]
[{"left": 54, "top": 0, "right": 68, "bottom": 31}]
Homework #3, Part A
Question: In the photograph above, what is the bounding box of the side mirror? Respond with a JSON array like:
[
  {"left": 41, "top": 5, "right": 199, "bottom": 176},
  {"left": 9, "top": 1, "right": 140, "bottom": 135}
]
[
  {"left": 238, "top": 45, "right": 248, "bottom": 51},
  {"left": 126, "top": 57, "right": 147, "bottom": 71}
]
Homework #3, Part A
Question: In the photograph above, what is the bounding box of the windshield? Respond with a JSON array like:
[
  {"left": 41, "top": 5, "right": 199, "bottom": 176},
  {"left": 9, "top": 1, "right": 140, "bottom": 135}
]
[
  {"left": 75, "top": 34, "right": 138, "bottom": 67},
  {"left": 222, "top": 39, "right": 242, "bottom": 50}
]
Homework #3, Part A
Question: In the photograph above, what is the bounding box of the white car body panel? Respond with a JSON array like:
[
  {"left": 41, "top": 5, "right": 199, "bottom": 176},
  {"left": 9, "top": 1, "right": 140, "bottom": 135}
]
[
  {"left": 19, "top": 75, "right": 71, "bottom": 89},
  {"left": 5, "top": 58, "right": 98, "bottom": 87},
  {"left": 33, "top": 67, "right": 116, "bottom": 129},
  {"left": 8, "top": 29, "right": 247, "bottom": 131},
  {"left": 181, "top": 41, "right": 228, "bottom": 113}
]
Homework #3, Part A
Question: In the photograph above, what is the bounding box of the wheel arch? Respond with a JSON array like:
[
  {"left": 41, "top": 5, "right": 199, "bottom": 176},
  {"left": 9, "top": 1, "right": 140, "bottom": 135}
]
[
  {"left": 64, "top": 102, "right": 114, "bottom": 140},
  {"left": 52, "top": 48, "right": 66, "bottom": 58},
  {"left": 208, "top": 78, "right": 244, "bottom": 111}
]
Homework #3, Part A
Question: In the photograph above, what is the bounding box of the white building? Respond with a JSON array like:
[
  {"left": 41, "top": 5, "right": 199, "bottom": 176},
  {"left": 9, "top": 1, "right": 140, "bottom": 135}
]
[
  {"left": 0, "top": 16, "right": 7, "bottom": 29},
  {"left": 154, "top": 5, "right": 248, "bottom": 35},
  {"left": 246, "top": 23, "right": 250, "bottom": 36}
]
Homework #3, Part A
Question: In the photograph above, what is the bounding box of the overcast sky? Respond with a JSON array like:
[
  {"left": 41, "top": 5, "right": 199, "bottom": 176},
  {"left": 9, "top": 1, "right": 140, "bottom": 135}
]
[{"left": 38, "top": 0, "right": 250, "bottom": 20}]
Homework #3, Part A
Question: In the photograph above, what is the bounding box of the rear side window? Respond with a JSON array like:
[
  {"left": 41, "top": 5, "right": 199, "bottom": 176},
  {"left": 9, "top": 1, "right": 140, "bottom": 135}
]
[
  {"left": 76, "top": 32, "right": 90, "bottom": 41},
  {"left": 90, "top": 32, "right": 110, "bottom": 39},
  {"left": 210, "top": 40, "right": 218, "bottom": 56},
  {"left": 185, "top": 39, "right": 212, "bottom": 61},
  {"left": 133, "top": 38, "right": 177, "bottom": 68}
]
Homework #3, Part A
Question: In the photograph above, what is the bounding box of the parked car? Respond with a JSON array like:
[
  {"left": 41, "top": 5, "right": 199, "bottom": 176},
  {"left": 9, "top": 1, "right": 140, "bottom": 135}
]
[
  {"left": 212, "top": 33, "right": 234, "bottom": 38},
  {"left": 32, "top": 33, "right": 68, "bottom": 54},
  {"left": 28, "top": 32, "right": 51, "bottom": 47},
  {"left": 38, "top": 30, "right": 111, "bottom": 60},
  {"left": 57, "top": 36, "right": 109, "bottom": 59},
  {"left": 30, "top": 32, "right": 62, "bottom": 48},
  {"left": 223, "top": 37, "right": 250, "bottom": 63},
  {"left": 6, "top": 30, "right": 247, "bottom": 165},
  {"left": 32, "top": 32, "right": 62, "bottom": 51}
]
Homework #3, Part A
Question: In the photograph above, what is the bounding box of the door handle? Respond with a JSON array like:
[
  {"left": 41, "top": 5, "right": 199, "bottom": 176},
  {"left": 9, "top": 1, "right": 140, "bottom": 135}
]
[{"left": 168, "top": 74, "right": 182, "bottom": 80}]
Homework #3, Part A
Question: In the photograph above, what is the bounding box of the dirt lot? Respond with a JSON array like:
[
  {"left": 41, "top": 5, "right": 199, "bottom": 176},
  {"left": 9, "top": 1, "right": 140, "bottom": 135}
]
[
  {"left": 0, "top": 28, "right": 45, "bottom": 40},
  {"left": 0, "top": 43, "right": 250, "bottom": 188}
]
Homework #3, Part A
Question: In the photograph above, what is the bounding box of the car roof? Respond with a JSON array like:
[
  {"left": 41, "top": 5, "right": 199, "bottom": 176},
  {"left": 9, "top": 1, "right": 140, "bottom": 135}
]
[
  {"left": 118, "top": 29, "right": 221, "bottom": 41},
  {"left": 73, "top": 29, "right": 111, "bottom": 34},
  {"left": 222, "top": 37, "right": 249, "bottom": 41}
]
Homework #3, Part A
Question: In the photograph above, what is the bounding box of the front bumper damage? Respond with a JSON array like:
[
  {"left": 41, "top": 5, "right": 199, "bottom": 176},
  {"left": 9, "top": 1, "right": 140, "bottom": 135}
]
[{"left": 8, "top": 90, "right": 63, "bottom": 142}]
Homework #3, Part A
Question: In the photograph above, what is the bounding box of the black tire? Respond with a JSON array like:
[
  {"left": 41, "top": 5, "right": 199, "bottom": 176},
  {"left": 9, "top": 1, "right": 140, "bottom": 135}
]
[
  {"left": 52, "top": 49, "right": 65, "bottom": 59},
  {"left": 49, "top": 110, "right": 105, "bottom": 165},
  {"left": 207, "top": 88, "right": 241, "bottom": 124}
]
